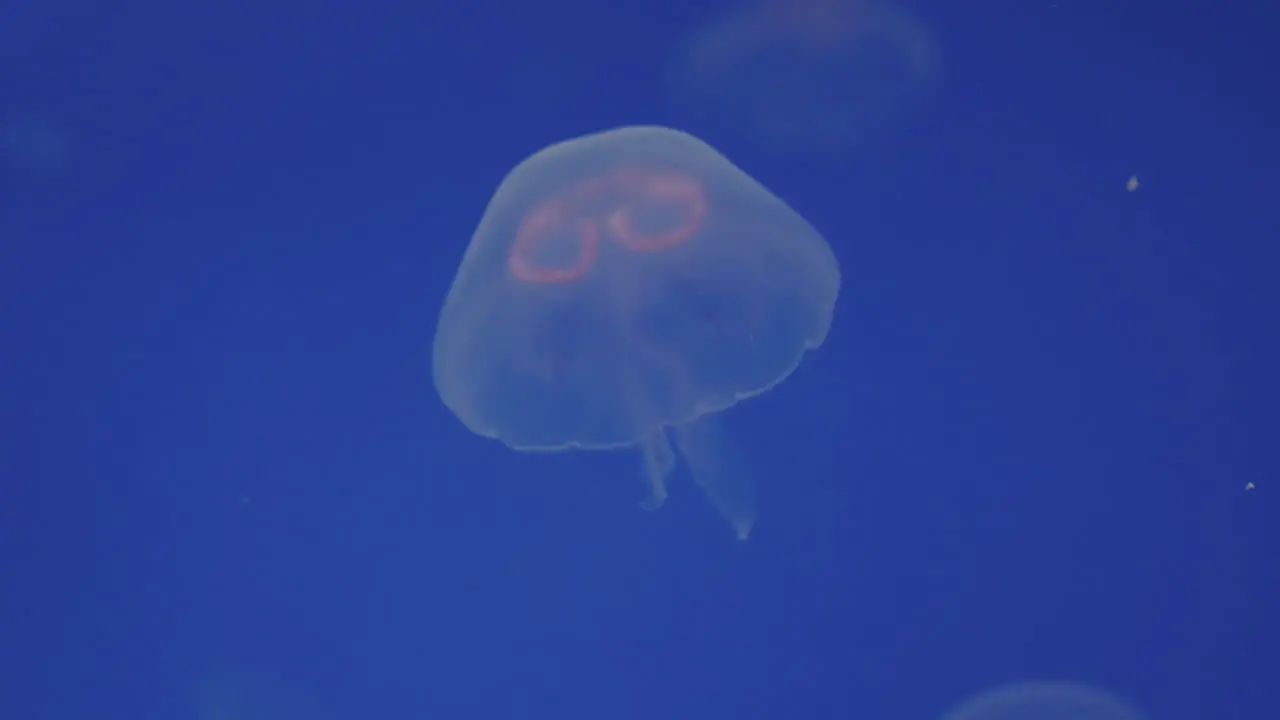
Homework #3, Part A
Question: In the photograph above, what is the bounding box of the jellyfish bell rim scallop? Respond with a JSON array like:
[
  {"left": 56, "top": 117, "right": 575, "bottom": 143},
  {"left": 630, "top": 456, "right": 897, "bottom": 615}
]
[{"left": 480, "top": 330, "right": 831, "bottom": 455}]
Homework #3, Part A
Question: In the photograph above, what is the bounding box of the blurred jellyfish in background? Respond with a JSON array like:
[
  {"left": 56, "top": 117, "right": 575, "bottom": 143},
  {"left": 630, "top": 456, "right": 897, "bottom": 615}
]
[
  {"left": 1, "top": 112, "right": 70, "bottom": 178},
  {"left": 195, "top": 668, "right": 329, "bottom": 720},
  {"left": 196, "top": 672, "right": 274, "bottom": 720},
  {"left": 0, "top": 0, "right": 104, "bottom": 60},
  {"left": 669, "top": 0, "right": 937, "bottom": 158},
  {"left": 942, "top": 681, "right": 1147, "bottom": 720},
  {"left": 1, "top": 0, "right": 92, "bottom": 182}
]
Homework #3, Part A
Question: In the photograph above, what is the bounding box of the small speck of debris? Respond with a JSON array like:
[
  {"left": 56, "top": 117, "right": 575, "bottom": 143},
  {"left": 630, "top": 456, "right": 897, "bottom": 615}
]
[
  {"left": 1126, "top": 175, "right": 1139, "bottom": 192},
  {"left": 1245, "top": 482, "right": 1255, "bottom": 491}
]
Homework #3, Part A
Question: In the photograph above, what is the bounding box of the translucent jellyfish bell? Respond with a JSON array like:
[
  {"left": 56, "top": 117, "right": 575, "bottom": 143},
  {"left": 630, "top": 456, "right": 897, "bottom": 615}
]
[{"left": 432, "top": 126, "right": 840, "bottom": 539}]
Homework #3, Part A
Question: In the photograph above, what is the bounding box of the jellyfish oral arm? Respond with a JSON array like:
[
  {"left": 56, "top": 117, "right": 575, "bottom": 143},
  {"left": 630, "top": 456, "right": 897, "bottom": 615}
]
[
  {"left": 672, "top": 418, "right": 757, "bottom": 540},
  {"left": 638, "top": 430, "right": 677, "bottom": 511}
]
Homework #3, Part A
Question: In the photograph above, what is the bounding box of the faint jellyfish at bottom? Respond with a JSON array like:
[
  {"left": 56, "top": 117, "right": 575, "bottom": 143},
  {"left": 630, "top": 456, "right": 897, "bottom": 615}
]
[
  {"left": 942, "top": 681, "right": 1147, "bottom": 720},
  {"left": 195, "top": 667, "right": 330, "bottom": 720},
  {"left": 431, "top": 125, "right": 840, "bottom": 539}
]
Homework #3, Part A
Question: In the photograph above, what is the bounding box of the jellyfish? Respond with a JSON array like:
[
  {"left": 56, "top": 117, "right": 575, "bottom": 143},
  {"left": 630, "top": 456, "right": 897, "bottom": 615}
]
[
  {"left": 669, "top": 0, "right": 936, "bottom": 157},
  {"left": 431, "top": 126, "right": 840, "bottom": 539},
  {"left": 942, "top": 681, "right": 1147, "bottom": 720}
]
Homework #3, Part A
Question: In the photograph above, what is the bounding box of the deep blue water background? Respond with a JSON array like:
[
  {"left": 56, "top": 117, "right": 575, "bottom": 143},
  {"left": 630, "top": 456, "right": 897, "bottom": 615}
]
[{"left": 2, "top": 1, "right": 1276, "bottom": 718}]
